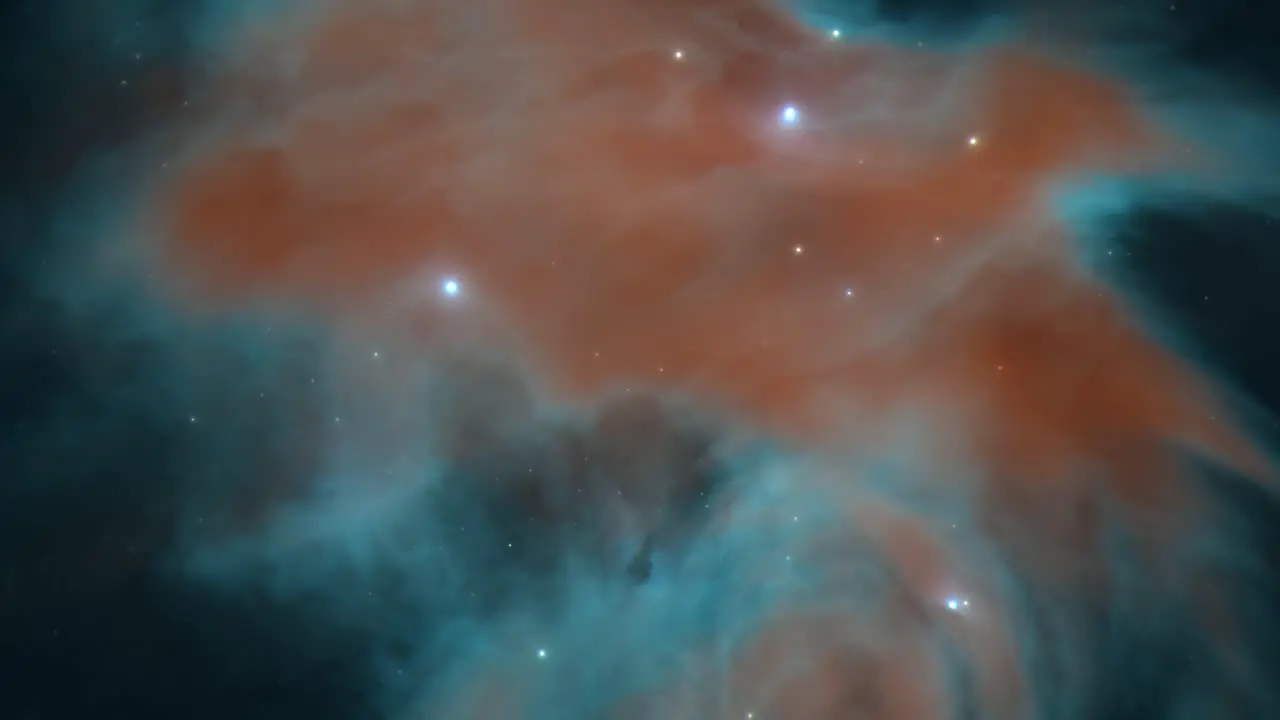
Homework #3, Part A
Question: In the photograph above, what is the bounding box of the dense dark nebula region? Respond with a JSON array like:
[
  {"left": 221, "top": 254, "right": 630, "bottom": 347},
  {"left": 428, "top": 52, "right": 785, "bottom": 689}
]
[{"left": 3, "top": 0, "right": 1280, "bottom": 718}]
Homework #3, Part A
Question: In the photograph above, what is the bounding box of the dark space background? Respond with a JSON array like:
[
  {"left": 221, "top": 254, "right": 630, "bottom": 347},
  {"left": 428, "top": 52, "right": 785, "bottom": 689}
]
[{"left": 1, "top": 1, "right": 1278, "bottom": 718}]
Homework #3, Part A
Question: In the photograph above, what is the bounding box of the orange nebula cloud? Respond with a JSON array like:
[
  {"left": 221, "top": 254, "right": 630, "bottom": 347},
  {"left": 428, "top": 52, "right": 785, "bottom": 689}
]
[
  {"left": 159, "top": 0, "right": 1254, "bottom": 473},
  {"left": 147, "top": 0, "right": 1270, "bottom": 715}
]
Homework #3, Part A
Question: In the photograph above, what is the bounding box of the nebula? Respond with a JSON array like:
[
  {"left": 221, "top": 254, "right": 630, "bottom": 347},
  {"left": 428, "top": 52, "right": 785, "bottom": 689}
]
[{"left": 12, "top": 0, "right": 1280, "bottom": 718}]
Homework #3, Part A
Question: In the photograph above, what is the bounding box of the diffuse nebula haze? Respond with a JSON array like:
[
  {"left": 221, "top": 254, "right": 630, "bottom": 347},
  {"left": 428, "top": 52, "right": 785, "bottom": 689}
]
[{"left": 51, "top": 0, "right": 1278, "bottom": 717}]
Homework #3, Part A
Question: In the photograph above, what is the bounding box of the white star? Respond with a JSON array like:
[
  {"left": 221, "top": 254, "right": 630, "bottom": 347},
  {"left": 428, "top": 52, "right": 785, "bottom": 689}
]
[
  {"left": 441, "top": 278, "right": 460, "bottom": 297},
  {"left": 778, "top": 104, "right": 801, "bottom": 128}
]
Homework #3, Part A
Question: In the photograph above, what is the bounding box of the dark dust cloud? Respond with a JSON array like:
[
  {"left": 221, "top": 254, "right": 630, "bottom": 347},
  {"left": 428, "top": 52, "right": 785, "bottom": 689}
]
[{"left": 2, "top": 0, "right": 1280, "bottom": 718}]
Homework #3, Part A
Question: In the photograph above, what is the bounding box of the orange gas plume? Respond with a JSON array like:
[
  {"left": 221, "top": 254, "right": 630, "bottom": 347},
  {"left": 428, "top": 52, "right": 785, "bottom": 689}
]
[
  {"left": 159, "top": 0, "right": 1259, "bottom": 486},
  {"left": 146, "top": 0, "right": 1274, "bottom": 716}
]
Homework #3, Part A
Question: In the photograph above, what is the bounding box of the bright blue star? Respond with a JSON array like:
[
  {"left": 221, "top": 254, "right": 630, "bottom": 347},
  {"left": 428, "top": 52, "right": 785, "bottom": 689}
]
[{"left": 778, "top": 104, "right": 801, "bottom": 128}]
